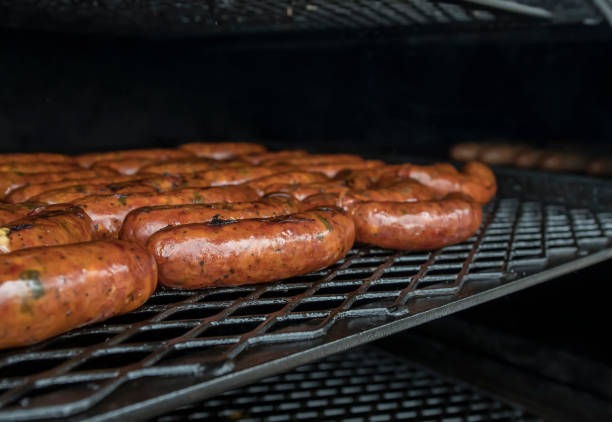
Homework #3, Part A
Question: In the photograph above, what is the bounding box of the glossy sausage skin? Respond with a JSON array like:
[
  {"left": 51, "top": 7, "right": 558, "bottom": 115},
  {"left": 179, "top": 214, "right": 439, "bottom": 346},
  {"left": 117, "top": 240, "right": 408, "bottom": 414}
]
[
  {"left": 179, "top": 142, "right": 266, "bottom": 159},
  {"left": 0, "top": 240, "right": 157, "bottom": 349},
  {"left": 181, "top": 166, "right": 293, "bottom": 188},
  {"left": 0, "top": 202, "right": 46, "bottom": 225},
  {"left": 0, "top": 169, "right": 117, "bottom": 198},
  {"left": 247, "top": 171, "right": 329, "bottom": 194},
  {"left": 91, "top": 158, "right": 158, "bottom": 175},
  {"left": 300, "top": 160, "right": 385, "bottom": 178},
  {"left": 260, "top": 154, "right": 364, "bottom": 167},
  {"left": 262, "top": 181, "right": 349, "bottom": 201},
  {"left": 0, "top": 162, "right": 80, "bottom": 174},
  {"left": 138, "top": 158, "right": 241, "bottom": 175},
  {"left": 76, "top": 148, "right": 193, "bottom": 168},
  {"left": 0, "top": 206, "right": 94, "bottom": 253},
  {"left": 30, "top": 182, "right": 158, "bottom": 204},
  {"left": 349, "top": 194, "right": 482, "bottom": 250},
  {"left": 342, "top": 179, "right": 436, "bottom": 207},
  {"left": 1, "top": 153, "right": 76, "bottom": 164},
  {"left": 74, "top": 185, "right": 259, "bottom": 238},
  {"left": 148, "top": 208, "right": 355, "bottom": 288},
  {"left": 120, "top": 194, "right": 299, "bottom": 246},
  {"left": 299, "top": 193, "right": 341, "bottom": 212},
  {"left": 240, "top": 150, "right": 308, "bottom": 165}
]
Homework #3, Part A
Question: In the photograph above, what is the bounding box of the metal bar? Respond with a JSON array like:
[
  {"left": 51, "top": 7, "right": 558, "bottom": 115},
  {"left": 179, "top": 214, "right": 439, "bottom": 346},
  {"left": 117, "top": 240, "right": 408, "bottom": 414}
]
[{"left": 459, "top": 0, "right": 553, "bottom": 19}]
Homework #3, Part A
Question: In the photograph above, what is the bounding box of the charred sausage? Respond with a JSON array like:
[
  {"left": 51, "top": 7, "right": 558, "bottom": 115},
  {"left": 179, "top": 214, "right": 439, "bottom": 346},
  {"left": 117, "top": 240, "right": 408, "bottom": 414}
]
[
  {"left": 0, "top": 240, "right": 157, "bottom": 349},
  {"left": 119, "top": 194, "right": 299, "bottom": 246},
  {"left": 0, "top": 202, "right": 46, "bottom": 225},
  {"left": 76, "top": 148, "right": 193, "bottom": 168},
  {"left": 263, "top": 181, "right": 350, "bottom": 200},
  {"left": 74, "top": 185, "right": 259, "bottom": 238},
  {"left": 148, "top": 208, "right": 355, "bottom": 288},
  {"left": 349, "top": 194, "right": 482, "bottom": 250},
  {"left": 0, "top": 206, "right": 93, "bottom": 253},
  {"left": 178, "top": 142, "right": 266, "bottom": 159}
]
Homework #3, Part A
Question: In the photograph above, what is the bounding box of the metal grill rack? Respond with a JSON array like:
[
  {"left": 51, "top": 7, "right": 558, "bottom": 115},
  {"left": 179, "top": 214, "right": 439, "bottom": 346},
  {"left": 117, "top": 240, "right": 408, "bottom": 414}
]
[
  {"left": 0, "top": 0, "right": 606, "bottom": 37},
  {"left": 155, "top": 346, "right": 542, "bottom": 422},
  {"left": 0, "top": 170, "right": 611, "bottom": 421}
]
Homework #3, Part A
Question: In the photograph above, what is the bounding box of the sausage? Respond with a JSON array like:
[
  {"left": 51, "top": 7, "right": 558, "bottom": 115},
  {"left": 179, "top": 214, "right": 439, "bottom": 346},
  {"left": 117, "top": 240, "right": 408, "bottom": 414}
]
[
  {"left": 261, "top": 153, "right": 365, "bottom": 167},
  {"left": 178, "top": 142, "right": 266, "bottom": 159},
  {"left": 515, "top": 148, "right": 544, "bottom": 168},
  {"left": 477, "top": 143, "right": 525, "bottom": 165},
  {"left": 240, "top": 150, "right": 308, "bottom": 165},
  {"left": 247, "top": 171, "right": 329, "bottom": 194},
  {"left": 119, "top": 193, "right": 300, "bottom": 246},
  {"left": 73, "top": 185, "right": 260, "bottom": 238},
  {"left": 450, "top": 142, "right": 481, "bottom": 162},
  {"left": 29, "top": 182, "right": 158, "bottom": 204},
  {"left": 395, "top": 162, "right": 496, "bottom": 203},
  {"left": 0, "top": 162, "right": 80, "bottom": 174},
  {"left": 586, "top": 156, "right": 612, "bottom": 176},
  {"left": 349, "top": 194, "right": 482, "bottom": 250},
  {"left": 138, "top": 158, "right": 247, "bottom": 175},
  {"left": 334, "top": 166, "right": 401, "bottom": 190},
  {"left": 1, "top": 152, "right": 76, "bottom": 164},
  {"left": 299, "top": 193, "right": 342, "bottom": 212},
  {"left": 148, "top": 208, "right": 355, "bottom": 288},
  {"left": 0, "top": 202, "right": 46, "bottom": 225},
  {"left": 0, "top": 206, "right": 93, "bottom": 253},
  {"left": 341, "top": 179, "right": 437, "bottom": 209},
  {"left": 539, "top": 152, "right": 588, "bottom": 172},
  {"left": 0, "top": 240, "right": 157, "bottom": 349},
  {"left": 76, "top": 148, "right": 194, "bottom": 168},
  {"left": 6, "top": 174, "right": 181, "bottom": 203},
  {"left": 300, "top": 160, "right": 386, "bottom": 178},
  {"left": 0, "top": 168, "right": 117, "bottom": 198},
  {"left": 91, "top": 158, "right": 159, "bottom": 175},
  {"left": 263, "top": 181, "right": 350, "bottom": 201},
  {"left": 181, "top": 166, "right": 294, "bottom": 188}
]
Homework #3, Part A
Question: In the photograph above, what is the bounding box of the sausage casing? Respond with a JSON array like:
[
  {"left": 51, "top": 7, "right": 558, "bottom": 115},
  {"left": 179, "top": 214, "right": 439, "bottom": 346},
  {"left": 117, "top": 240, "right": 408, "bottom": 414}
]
[
  {"left": 0, "top": 162, "right": 80, "bottom": 174},
  {"left": 179, "top": 142, "right": 266, "bottom": 159},
  {"left": 1, "top": 152, "right": 75, "bottom": 164},
  {"left": 0, "top": 206, "right": 94, "bottom": 253},
  {"left": 91, "top": 158, "right": 159, "bottom": 175},
  {"left": 0, "top": 202, "right": 46, "bottom": 225},
  {"left": 119, "top": 194, "right": 299, "bottom": 246},
  {"left": 181, "top": 166, "right": 294, "bottom": 188},
  {"left": 349, "top": 194, "right": 482, "bottom": 250},
  {"left": 30, "top": 182, "right": 158, "bottom": 204},
  {"left": 240, "top": 150, "right": 308, "bottom": 165},
  {"left": 0, "top": 240, "right": 157, "bottom": 349},
  {"left": 247, "top": 171, "right": 329, "bottom": 194},
  {"left": 76, "top": 148, "right": 193, "bottom": 168},
  {"left": 74, "top": 185, "right": 259, "bottom": 238},
  {"left": 148, "top": 208, "right": 355, "bottom": 288}
]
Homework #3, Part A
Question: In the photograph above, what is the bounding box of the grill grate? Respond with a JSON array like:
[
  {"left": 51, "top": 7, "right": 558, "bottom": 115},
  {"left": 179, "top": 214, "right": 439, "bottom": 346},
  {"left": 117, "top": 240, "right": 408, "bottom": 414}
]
[
  {"left": 0, "top": 170, "right": 611, "bottom": 420},
  {"left": 0, "top": 0, "right": 604, "bottom": 37},
  {"left": 155, "top": 346, "right": 543, "bottom": 422}
]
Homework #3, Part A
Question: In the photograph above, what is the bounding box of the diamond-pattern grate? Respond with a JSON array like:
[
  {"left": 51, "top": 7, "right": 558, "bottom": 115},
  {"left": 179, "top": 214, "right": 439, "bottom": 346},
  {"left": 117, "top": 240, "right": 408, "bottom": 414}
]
[
  {"left": 155, "top": 346, "right": 542, "bottom": 422},
  {"left": 0, "top": 171, "right": 611, "bottom": 420},
  {"left": 0, "top": 0, "right": 604, "bottom": 37}
]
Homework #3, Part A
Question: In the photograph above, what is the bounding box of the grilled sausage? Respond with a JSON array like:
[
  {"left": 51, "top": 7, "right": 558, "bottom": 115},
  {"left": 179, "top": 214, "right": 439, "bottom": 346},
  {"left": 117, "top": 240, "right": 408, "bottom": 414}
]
[
  {"left": 120, "top": 194, "right": 300, "bottom": 246},
  {"left": 339, "top": 180, "right": 437, "bottom": 210},
  {"left": 0, "top": 169, "right": 117, "bottom": 198},
  {"left": 0, "top": 240, "right": 157, "bottom": 349},
  {"left": 0, "top": 162, "right": 80, "bottom": 174},
  {"left": 76, "top": 148, "right": 193, "bottom": 168},
  {"left": 300, "top": 160, "right": 386, "bottom": 178},
  {"left": 247, "top": 171, "right": 329, "bottom": 194},
  {"left": 261, "top": 153, "right": 365, "bottom": 167},
  {"left": 299, "top": 193, "right": 342, "bottom": 212},
  {"left": 148, "top": 208, "right": 355, "bottom": 288},
  {"left": 240, "top": 150, "right": 308, "bottom": 165},
  {"left": 181, "top": 166, "right": 294, "bottom": 188},
  {"left": 263, "top": 181, "right": 350, "bottom": 201},
  {"left": 0, "top": 206, "right": 93, "bottom": 253},
  {"left": 515, "top": 148, "right": 544, "bottom": 168},
  {"left": 0, "top": 202, "right": 46, "bottom": 225},
  {"left": 349, "top": 194, "right": 482, "bottom": 250},
  {"left": 477, "top": 143, "right": 525, "bottom": 165},
  {"left": 1, "top": 153, "right": 75, "bottom": 164},
  {"left": 539, "top": 152, "right": 589, "bottom": 172},
  {"left": 138, "top": 158, "right": 247, "bottom": 175},
  {"left": 91, "top": 158, "right": 158, "bottom": 175},
  {"left": 74, "top": 185, "right": 259, "bottom": 238},
  {"left": 6, "top": 174, "right": 181, "bottom": 203},
  {"left": 334, "top": 166, "right": 401, "bottom": 190},
  {"left": 30, "top": 182, "right": 158, "bottom": 204},
  {"left": 586, "top": 156, "right": 612, "bottom": 176},
  {"left": 449, "top": 142, "right": 481, "bottom": 162},
  {"left": 179, "top": 142, "right": 266, "bottom": 159}
]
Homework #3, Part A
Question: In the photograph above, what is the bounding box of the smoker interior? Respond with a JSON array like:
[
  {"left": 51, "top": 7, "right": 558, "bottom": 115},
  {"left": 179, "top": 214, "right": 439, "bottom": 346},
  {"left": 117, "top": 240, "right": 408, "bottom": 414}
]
[{"left": 2, "top": 2, "right": 612, "bottom": 421}]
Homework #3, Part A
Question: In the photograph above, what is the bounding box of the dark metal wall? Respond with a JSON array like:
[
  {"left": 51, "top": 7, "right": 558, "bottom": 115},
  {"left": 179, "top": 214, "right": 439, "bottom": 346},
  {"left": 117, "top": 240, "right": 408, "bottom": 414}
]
[{"left": 1, "top": 28, "right": 611, "bottom": 154}]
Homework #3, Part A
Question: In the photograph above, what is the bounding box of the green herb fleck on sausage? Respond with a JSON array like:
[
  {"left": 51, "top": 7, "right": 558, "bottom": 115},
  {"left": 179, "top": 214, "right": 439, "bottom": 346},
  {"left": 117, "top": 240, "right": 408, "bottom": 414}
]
[
  {"left": 19, "top": 269, "right": 45, "bottom": 299},
  {"left": 118, "top": 195, "right": 128, "bottom": 206},
  {"left": 315, "top": 214, "right": 333, "bottom": 232},
  {"left": 193, "top": 193, "right": 204, "bottom": 203}
]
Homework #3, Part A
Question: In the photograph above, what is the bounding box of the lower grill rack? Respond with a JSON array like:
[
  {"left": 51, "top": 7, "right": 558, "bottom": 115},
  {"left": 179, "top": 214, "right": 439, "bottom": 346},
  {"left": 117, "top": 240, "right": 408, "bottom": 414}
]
[
  {"left": 155, "top": 346, "right": 542, "bottom": 422},
  {"left": 0, "top": 170, "right": 611, "bottom": 421}
]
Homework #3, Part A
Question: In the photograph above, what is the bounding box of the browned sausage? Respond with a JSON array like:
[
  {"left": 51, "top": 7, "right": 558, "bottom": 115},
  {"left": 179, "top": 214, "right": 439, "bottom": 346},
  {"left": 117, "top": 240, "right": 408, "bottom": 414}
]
[
  {"left": 76, "top": 148, "right": 194, "bottom": 168},
  {"left": 349, "top": 194, "right": 482, "bottom": 250},
  {"left": 263, "top": 181, "right": 350, "bottom": 200},
  {"left": 148, "top": 208, "right": 355, "bottom": 288},
  {"left": 586, "top": 156, "right": 612, "bottom": 176},
  {"left": 334, "top": 166, "right": 402, "bottom": 190},
  {"left": 6, "top": 174, "right": 181, "bottom": 203},
  {"left": 74, "top": 185, "right": 259, "bottom": 238},
  {"left": 300, "top": 160, "right": 386, "bottom": 178},
  {"left": 299, "top": 193, "right": 342, "bottom": 212},
  {"left": 179, "top": 142, "right": 266, "bottom": 159},
  {"left": 91, "top": 158, "right": 159, "bottom": 175},
  {"left": 0, "top": 240, "right": 157, "bottom": 349},
  {"left": 0, "top": 206, "right": 93, "bottom": 253},
  {"left": 1, "top": 152, "right": 76, "bottom": 164},
  {"left": 0, "top": 202, "right": 46, "bottom": 225},
  {"left": 120, "top": 193, "right": 300, "bottom": 246},
  {"left": 138, "top": 158, "right": 247, "bottom": 175},
  {"left": 0, "top": 168, "right": 117, "bottom": 198},
  {"left": 247, "top": 171, "right": 329, "bottom": 194},
  {"left": 261, "top": 153, "right": 365, "bottom": 167},
  {"left": 341, "top": 179, "right": 437, "bottom": 209},
  {"left": 450, "top": 142, "right": 481, "bottom": 162},
  {"left": 478, "top": 143, "right": 525, "bottom": 165},
  {"left": 515, "top": 148, "right": 544, "bottom": 168},
  {"left": 539, "top": 152, "right": 589, "bottom": 172},
  {"left": 0, "top": 162, "right": 80, "bottom": 173},
  {"left": 240, "top": 150, "right": 308, "bottom": 165},
  {"left": 29, "top": 182, "right": 158, "bottom": 204},
  {"left": 181, "top": 166, "right": 294, "bottom": 188}
]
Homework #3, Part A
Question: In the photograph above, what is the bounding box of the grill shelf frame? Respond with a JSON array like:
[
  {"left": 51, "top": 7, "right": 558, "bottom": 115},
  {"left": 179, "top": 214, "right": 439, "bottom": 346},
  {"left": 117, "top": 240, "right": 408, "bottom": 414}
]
[{"left": 0, "top": 168, "right": 611, "bottom": 421}]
